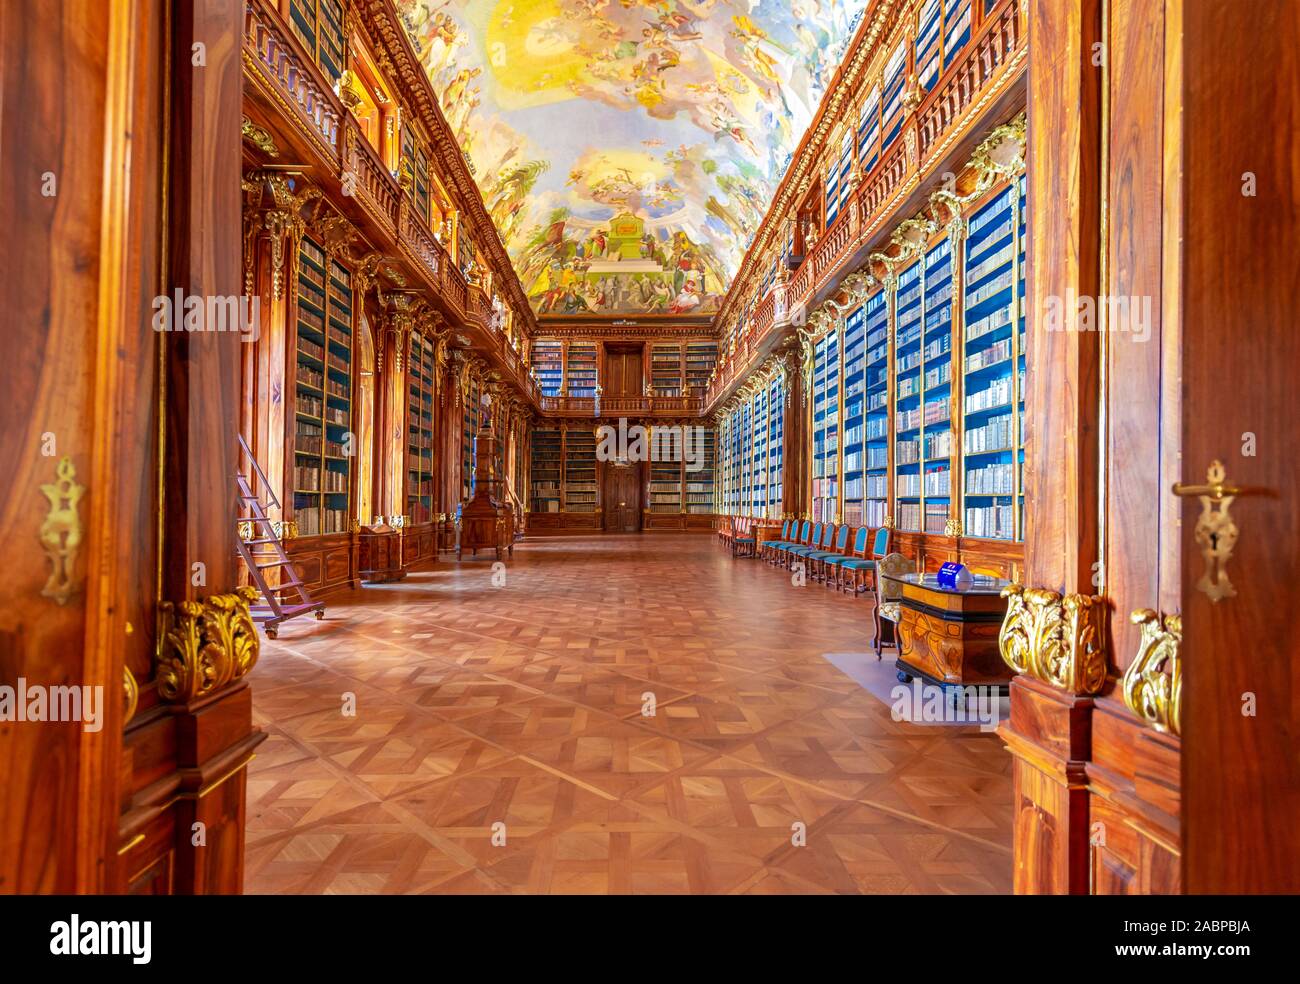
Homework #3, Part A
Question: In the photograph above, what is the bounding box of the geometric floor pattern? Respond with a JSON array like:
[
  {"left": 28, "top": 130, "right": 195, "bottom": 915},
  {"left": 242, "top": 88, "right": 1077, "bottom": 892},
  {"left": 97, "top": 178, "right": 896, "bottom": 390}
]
[{"left": 245, "top": 534, "right": 1013, "bottom": 894}]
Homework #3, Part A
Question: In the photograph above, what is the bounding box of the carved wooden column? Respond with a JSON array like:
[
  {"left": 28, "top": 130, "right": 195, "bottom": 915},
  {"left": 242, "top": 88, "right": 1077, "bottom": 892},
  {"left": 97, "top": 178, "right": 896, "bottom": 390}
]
[
  {"left": 996, "top": 0, "right": 1104, "bottom": 896},
  {"left": 376, "top": 295, "right": 414, "bottom": 520},
  {"left": 156, "top": 0, "right": 265, "bottom": 895},
  {"left": 779, "top": 340, "right": 810, "bottom": 519}
]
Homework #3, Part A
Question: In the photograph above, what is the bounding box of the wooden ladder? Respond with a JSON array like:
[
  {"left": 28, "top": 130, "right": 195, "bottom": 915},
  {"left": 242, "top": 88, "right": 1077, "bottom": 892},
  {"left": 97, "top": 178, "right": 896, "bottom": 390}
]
[{"left": 236, "top": 434, "right": 324, "bottom": 638}]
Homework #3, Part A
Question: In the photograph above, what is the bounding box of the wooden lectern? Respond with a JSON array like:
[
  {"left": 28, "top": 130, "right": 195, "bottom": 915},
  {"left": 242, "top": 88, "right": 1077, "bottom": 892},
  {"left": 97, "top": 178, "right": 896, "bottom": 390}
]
[{"left": 457, "top": 421, "right": 514, "bottom": 561}]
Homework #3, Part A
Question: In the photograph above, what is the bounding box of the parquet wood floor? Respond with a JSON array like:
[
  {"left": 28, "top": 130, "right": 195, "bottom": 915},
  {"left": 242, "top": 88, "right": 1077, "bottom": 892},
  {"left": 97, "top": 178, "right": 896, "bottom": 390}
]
[{"left": 245, "top": 534, "right": 1012, "bottom": 894}]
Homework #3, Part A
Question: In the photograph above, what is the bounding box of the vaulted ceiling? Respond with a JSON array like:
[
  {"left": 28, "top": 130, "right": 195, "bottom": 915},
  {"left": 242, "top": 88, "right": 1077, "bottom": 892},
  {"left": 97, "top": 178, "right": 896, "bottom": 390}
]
[{"left": 396, "top": 0, "right": 868, "bottom": 318}]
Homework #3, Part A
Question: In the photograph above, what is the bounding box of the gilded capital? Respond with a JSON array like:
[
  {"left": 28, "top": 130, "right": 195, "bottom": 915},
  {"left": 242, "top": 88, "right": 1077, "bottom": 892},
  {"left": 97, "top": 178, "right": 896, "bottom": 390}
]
[
  {"left": 156, "top": 586, "right": 261, "bottom": 703},
  {"left": 999, "top": 585, "right": 1108, "bottom": 695}
]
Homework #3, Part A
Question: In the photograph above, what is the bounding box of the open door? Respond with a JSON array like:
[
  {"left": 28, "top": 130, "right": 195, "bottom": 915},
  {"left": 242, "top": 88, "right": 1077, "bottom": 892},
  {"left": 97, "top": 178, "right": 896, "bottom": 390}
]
[{"left": 1179, "top": 0, "right": 1300, "bottom": 893}]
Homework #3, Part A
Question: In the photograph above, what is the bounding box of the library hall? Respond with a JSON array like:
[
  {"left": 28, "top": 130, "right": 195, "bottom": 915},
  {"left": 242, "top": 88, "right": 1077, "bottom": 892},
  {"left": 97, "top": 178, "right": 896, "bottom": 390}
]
[{"left": 3, "top": 0, "right": 1298, "bottom": 912}]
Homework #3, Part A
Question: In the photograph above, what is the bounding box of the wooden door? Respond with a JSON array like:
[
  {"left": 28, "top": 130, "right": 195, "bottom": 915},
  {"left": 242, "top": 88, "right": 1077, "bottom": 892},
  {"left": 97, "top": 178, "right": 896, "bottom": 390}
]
[
  {"left": 603, "top": 462, "right": 642, "bottom": 532},
  {"left": 604, "top": 345, "right": 644, "bottom": 397},
  {"left": 1180, "top": 0, "right": 1300, "bottom": 893}
]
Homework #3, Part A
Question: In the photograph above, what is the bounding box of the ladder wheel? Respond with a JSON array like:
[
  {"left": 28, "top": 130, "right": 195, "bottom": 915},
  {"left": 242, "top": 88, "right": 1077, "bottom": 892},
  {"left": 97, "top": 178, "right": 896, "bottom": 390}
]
[
  {"left": 313, "top": 610, "right": 324, "bottom": 620},
  {"left": 265, "top": 626, "right": 278, "bottom": 639}
]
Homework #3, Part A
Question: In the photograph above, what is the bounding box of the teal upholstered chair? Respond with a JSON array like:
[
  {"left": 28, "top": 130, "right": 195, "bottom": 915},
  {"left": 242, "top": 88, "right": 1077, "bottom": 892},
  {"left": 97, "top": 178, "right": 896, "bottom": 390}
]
[
  {"left": 761, "top": 519, "right": 791, "bottom": 562},
  {"left": 824, "top": 526, "right": 870, "bottom": 590},
  {"left": 804, "top": 523, "right": 851, "bottom": 584},
  {"left": 788, "top": 522, "right": 832, "bottom": 575},
  {"left": 771, "top": 521, "right": 812, "bottom": 568},
  {"left": 835, "top": 526, "right": 892, "bottom": 596},
  {"left": 785, "top": 522, "right": 823, "bottom": 570}
]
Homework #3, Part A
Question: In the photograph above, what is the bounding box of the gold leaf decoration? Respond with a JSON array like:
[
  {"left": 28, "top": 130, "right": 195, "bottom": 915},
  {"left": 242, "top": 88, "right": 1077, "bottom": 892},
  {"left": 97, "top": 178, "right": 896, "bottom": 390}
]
[{"left": 999, "top": 585, "right": 1108, "bottom": 695}]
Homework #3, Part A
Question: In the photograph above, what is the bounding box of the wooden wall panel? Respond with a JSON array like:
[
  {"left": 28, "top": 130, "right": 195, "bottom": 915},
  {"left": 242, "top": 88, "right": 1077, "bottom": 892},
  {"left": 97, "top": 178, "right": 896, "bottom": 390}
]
[
  {"left": 0, "top": 0, "right": 114, "bottom": 894},
  {"left": 1180, "top": 0, "right": 1300, "bottom": 893},
  {"left": 1104, "top": 0, "right": 1169, "bottom": 673},
  {"left": 1024, "top": 0, "right": 1102, "bottom": 592},
  {"left": 163, "top": 0, "right": 245, "bottom": 602}
]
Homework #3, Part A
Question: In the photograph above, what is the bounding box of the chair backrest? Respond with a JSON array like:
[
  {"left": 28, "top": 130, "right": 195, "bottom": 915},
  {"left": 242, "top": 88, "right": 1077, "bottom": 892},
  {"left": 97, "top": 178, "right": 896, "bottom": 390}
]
[
  {"left": 871, "top": 526, "right": 891, "bottom": 559},
  {"left": 779, "top": 519, "right": 790, "bottom": 539},
  {"left": 808, "top": 522, "right": 822, "bottom": 546},
  {"left": 875, "top": 552, "right": 916, "bottom": 602},
  {"left": 818, "top": 524, "right": 834, "bottom": 549},
  {"left": 834, "top": 525, "right": 851, "bottom": 553},
  {"left": 851, "top": 525, "right": 870, "bottom": 557},
  {"left": 799, "top": 520, "right": 811, "bottom": 543}
]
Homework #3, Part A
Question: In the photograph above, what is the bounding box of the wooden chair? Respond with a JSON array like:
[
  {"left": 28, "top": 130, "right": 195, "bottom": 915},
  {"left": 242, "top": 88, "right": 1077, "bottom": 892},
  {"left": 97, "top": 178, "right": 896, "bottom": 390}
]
[
  {"left": 824, "top": 526, "right": 869, "bottom": 592},
  {"left": 784, "top": 521, "right": 824, "bottom": 573},
  {"left": 835, "top": 526, "right": 892, "bottom": 596},
  {"left": 770, "top": 520, "right": 812, "bottom": 568},
  {"left": 732, "top": 516, "right": 757, "bottom": 558},
  {"left": 805, "top": 523, "right": 852, "bottom": 585},
  {"left": 872, "top": 552, "right": 916, "bottom": 657},
  {"left": 760, "top": 519, "right": 791, "bottom": 563}
]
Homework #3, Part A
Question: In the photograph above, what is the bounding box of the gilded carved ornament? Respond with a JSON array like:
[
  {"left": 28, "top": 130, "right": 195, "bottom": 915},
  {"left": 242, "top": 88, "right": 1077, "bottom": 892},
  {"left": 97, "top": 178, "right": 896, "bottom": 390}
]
[
  {"left": 156, "top": 586, "right": 261, "bottom": 704},
  {"left": 39, "top": 456, "right": 84, "bottom": 605},
  {"left": 240, "top": 117, "right": 280, "bottom": 158},
  {"left": 998, "top": 585, "right": 1108, "bottom": 695},
  {"left": 123, "top": 666, "right": 139, "bottom": 726},
  {"left": 1122, "top": 609, "right": 1182, "bottom": 736}
]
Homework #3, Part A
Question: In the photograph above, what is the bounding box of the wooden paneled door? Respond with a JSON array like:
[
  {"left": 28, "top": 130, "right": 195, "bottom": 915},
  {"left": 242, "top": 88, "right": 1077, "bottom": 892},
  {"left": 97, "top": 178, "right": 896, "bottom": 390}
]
[
  {"left": 1179, "top": 0, "right": 1300, "bottom": 893},
  {"left": 603, "top": 462, "right": 643, "bottom": 532},
  {"left": 603, "top": 344, "right": 644, "bottom": 397}
]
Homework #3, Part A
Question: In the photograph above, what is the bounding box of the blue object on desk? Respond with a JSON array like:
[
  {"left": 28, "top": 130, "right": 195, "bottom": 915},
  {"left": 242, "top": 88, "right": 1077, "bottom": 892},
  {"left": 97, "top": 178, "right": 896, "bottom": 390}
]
[{"left": 937, "top": 562, "right": 974, "bottom": 591}]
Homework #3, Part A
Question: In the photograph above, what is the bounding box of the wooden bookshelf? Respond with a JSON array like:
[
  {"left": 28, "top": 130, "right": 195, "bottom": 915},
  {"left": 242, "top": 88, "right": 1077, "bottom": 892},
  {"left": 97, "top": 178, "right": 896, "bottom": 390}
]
[
  {"left": 811, "top": 326, "right": 840, "bottom": 523},
  {"left": 406, "top": 331, "right": 436, "bottom": 526},
  {"left": 292, "top": 236, "right": 352, "bottom": 538},
  {"left": 563, "top": 426, "right": 597, "bottom": 511},
  {"left": 288, "top": 0, "right": 346, "bottom": 82},
  {"left": 531, "top": 339, "right": 563, "bottom": 396},
  {"left": 685, "top": 341, "right": 718, "bottom": 392},
  {"left": 566, "top": 342, "right": 597, "bottom": 398},
  {"left": 650, "top": 343, "right": 683, "bottom": 397},
  {"left": 461, "top": 375, "right": 480, "bottom": 501},
  {"left": 716, "top": 170, "right": 1027, "bottom": 575},
  {"left": 529, "top": 427, "right": 562, "bottom": 513},
  {"left": 686, "top": 427, "right": 716, "bottom": 515},
  {"left": 766, "top": 375, "right": 784, "bottom": 515},
  {"left": 749, "top": 384, "right": 768, "bottom": 514}
]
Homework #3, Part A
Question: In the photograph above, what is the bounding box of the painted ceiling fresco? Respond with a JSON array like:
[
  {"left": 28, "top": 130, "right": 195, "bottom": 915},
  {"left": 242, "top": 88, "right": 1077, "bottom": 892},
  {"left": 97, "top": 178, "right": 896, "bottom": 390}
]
[{"left": 395, "top": 0, "right": 868, "bottom": 317}]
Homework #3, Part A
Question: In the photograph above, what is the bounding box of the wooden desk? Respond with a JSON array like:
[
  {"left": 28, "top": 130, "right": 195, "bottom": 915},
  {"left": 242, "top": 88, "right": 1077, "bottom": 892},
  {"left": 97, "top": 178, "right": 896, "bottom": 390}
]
[{"left": 882, "top": 572, "right": 1013, "bottom": 691}]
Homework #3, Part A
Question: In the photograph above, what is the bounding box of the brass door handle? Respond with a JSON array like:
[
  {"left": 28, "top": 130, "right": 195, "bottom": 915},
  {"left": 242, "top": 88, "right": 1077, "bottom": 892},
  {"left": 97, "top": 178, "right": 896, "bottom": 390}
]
[{"left": 1172, "top": 460, "right": 1260, "bottom": 602}]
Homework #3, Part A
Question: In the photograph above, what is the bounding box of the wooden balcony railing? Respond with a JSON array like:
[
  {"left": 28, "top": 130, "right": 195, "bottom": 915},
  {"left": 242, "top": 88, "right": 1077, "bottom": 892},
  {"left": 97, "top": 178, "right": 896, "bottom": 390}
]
[
  {"left": 243, "top": 2, "right": 341, "bottom": 157},
  {"left": 708, "top": 0, "right": 1026, "bottom": 407},
  {"left": 917, "top": 0, "right": 1024, "bottom": 161},
  {"left": 537, "top": 395, "right": 706, "bottom": 416},
  {"left": 344, "top": 117, "right": 400, "bottom": 240},
  {"left": 397, "top": 198, "right": 445, "bottom": 291}
]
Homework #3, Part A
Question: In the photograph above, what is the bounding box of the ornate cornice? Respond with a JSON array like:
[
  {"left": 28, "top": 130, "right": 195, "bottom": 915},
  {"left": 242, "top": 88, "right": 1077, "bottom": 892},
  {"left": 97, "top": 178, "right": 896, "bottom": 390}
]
[
  {"left": 156, "top": 587, "right": 261, "bottom": 704},
  {"left": 999, "top": 586, "right": 1108, "bottom": 696}
]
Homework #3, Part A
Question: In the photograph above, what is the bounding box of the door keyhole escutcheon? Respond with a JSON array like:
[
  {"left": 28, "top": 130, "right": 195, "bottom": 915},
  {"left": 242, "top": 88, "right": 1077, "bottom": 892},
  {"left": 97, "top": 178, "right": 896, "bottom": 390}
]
[{"left": 1172, "top": 459, "right": 1260, "bottom": 603}]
